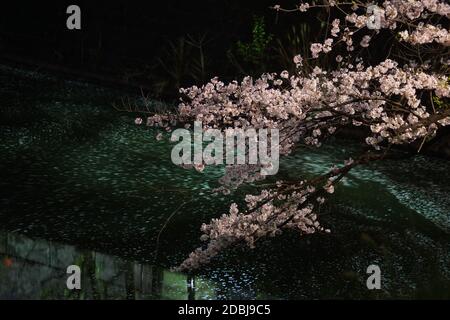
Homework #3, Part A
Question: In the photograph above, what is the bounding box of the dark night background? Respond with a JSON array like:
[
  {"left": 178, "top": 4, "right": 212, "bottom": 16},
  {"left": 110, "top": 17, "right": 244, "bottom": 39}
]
[{"left": 0, "top": 0, "right": 321, "bottom": 98}]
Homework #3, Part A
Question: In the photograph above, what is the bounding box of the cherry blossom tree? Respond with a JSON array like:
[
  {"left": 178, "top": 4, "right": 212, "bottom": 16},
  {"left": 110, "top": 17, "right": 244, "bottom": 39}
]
[{"left": 137, "top": 0, "right": 450, "bottom": 271}]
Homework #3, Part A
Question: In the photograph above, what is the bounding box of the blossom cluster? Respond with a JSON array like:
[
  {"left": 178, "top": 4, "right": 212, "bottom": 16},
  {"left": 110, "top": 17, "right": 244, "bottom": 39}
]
[
  {"left": 399, "top": 24, "right": 450, "bottom": 46},
  {"left": 302, "top": 0, "right": 450, "bottom": 58},
  {"left": 169, "top": 60, "right": 449, "bottom": 155},
  {"left": 177, "top": 175, "right": 336, "bottom": 271}
]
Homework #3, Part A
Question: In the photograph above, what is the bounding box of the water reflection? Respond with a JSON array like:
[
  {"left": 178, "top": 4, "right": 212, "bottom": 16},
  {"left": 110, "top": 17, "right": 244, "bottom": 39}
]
[{"left": 0, "top": 230, "right": 214, "bottom": 300}]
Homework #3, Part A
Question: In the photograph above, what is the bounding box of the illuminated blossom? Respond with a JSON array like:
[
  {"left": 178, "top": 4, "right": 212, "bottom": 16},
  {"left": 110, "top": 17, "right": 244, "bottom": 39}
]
[{"left": 140, "top": 0, "right": 450, "bottom": 271}]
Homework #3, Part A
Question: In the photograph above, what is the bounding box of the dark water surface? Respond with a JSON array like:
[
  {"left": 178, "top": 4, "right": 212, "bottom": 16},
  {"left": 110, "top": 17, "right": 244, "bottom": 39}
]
[{"left": 1, "top": 66, "right": 450, "bottom": 299}]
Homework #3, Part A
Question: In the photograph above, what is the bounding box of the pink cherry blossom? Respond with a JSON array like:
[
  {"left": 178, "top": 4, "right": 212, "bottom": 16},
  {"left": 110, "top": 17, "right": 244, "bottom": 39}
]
[{"left": 138, "top": 0, "right": 450, "bottom": 271}]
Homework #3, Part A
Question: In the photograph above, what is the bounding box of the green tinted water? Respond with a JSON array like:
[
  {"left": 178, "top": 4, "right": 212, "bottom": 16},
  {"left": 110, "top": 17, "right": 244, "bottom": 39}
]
[{"left": 1, "top": 66, "right": 449, "bottom": 299}]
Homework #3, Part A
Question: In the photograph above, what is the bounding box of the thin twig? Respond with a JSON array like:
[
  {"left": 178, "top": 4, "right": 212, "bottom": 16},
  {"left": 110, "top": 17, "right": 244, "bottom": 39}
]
[{"left": 154, "top": 196, "right": 195, "bottom": 261}]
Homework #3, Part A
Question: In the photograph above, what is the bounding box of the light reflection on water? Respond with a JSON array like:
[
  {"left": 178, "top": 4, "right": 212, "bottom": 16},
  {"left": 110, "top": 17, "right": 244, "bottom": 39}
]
[{"left": 0, "top": 230, "right": 214, "bottom": 300}]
